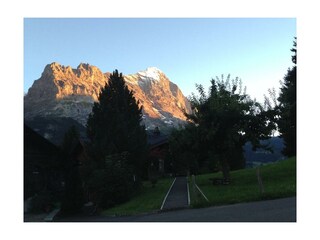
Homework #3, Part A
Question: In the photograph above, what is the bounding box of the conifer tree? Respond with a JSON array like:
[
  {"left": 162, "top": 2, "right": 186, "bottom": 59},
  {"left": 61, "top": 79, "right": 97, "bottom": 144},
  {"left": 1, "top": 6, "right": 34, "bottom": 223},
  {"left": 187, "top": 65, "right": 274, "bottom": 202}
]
[
  {"left": 277, "top": 38, "right": 297, "bottom": 157},
  {"left": 60, "top": 126, "right": 84, "bottom": 214},
  {"left": 86, "top": 69, "right": 147, "bottom": 182}
]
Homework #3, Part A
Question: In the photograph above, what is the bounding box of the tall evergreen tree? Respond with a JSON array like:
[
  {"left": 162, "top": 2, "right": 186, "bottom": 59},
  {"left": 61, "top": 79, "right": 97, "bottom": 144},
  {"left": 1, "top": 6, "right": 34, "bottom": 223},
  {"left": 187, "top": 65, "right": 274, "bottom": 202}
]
[
  {"left": 86, "top": 69, "right": 147, "bottom": 182},
  {"left": 277, "top": 38, "right": 297, "bottom": 157},
  {"left": 60, "top": 126, "right": 84, "bottom": 215}
]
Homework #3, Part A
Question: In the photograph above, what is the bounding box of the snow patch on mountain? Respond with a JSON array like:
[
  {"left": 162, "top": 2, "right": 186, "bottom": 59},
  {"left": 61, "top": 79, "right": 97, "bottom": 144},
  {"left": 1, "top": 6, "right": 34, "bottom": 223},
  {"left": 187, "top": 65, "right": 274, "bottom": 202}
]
[{"left": 138, "top": 67, "right": 162, "bottom": 81}]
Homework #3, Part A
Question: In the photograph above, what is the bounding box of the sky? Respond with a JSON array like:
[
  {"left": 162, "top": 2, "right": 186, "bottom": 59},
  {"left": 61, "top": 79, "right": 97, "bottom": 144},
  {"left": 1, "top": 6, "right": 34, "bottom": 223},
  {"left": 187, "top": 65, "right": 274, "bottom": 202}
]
[{"left": 24, "top": 18, "right": 296, "bottom": 102}]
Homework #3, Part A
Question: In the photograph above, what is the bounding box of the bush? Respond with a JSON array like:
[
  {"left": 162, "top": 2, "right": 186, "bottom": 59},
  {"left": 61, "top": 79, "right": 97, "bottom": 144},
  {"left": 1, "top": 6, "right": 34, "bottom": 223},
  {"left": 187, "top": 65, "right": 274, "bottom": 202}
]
[
  {"left": 88, "top": 153, "right": 138, "bottom": 209},
  {"left": 30, "top": 191, "right": 54, "bottom": 213},
  {"left": 60, "top": 167, "right": 84, "bottom": 215}
]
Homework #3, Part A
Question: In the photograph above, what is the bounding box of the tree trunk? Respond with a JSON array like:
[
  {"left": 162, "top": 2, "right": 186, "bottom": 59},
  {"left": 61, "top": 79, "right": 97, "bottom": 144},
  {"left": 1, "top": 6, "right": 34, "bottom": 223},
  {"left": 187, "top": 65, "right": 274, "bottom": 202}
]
[{"left": 221, "top": 159, "right": 231, "bottom": 181}]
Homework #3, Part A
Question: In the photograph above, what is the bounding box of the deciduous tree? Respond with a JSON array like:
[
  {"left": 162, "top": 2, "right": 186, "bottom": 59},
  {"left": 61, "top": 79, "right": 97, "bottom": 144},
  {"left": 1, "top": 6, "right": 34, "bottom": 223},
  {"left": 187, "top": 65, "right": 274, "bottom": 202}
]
[{"left": 186, "top": 75, "right": 275, "bottom": 180}]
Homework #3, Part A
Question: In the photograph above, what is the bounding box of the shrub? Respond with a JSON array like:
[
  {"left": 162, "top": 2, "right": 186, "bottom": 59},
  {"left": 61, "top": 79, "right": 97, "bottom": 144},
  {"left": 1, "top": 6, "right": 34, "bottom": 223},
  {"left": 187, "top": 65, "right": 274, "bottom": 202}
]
[{"left": 30, "top": 191, "right": 54, "bottom": 213}]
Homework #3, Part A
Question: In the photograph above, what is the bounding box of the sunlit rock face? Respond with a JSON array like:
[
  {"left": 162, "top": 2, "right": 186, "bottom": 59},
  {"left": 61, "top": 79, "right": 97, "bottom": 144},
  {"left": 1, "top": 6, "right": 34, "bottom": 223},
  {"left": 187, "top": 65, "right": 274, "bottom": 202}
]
[{"left": 24, "top": 63, "right": 191, "bottom": 129}]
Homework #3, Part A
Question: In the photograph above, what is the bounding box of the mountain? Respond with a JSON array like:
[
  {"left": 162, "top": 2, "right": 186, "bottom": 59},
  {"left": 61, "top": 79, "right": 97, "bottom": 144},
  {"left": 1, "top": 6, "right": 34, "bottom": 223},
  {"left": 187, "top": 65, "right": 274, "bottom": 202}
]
[
  {"left": 24, "top": 63, "right": 191, "bottom": 143},
  {"left": 244, "top": 137, "right": 285, "bottom": 167},
  {"left": 125, "top": 67, "right": 191, "bottom": 129},
  {"left": 24, "top": 116, "right": 87, "bottom": 146}
]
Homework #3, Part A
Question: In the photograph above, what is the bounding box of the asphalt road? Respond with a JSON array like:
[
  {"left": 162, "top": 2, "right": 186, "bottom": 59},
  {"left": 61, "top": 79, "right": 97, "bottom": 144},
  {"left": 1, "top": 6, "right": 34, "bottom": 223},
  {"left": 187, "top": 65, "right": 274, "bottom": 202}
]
[
  {"left": 57, "top": 197, "right": 296, "bottom": 222},
  {"left": 161, "top": 177, "right": 189, "bottom": 210}
]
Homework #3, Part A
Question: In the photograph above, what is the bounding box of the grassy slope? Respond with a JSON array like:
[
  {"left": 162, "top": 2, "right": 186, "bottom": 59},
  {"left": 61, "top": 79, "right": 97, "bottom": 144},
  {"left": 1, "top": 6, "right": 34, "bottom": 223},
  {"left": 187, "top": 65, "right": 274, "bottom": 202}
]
[
  {"left": 101, "top": 177, "right": 174, "bottom": 216},
  {"left": 101, "top": 157, "right": 296, "bottom": 215},
  {"left": 193, "top": 157, "right": 296, "bottom": 207}
]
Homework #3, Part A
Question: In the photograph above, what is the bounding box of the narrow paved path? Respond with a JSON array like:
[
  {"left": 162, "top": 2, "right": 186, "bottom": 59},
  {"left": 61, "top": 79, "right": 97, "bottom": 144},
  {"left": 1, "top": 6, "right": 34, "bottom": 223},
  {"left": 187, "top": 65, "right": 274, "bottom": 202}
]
[{"left": 161, "top": 176, "right": 189, "bottom": 211}]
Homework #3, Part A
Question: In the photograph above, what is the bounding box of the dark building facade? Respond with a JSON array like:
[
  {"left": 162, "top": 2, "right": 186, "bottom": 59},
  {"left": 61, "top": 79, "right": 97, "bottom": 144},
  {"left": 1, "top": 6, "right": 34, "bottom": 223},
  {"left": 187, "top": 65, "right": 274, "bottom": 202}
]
[
  {"left": 24, "top": 124, "right": 63, "bottom": 200},
  {"left": 147, "top": 128, "right": 170, "bottom": 176}
]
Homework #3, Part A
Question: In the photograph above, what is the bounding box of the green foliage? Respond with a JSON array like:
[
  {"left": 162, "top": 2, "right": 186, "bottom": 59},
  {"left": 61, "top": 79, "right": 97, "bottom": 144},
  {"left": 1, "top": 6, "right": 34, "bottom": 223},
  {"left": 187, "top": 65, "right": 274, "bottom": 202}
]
[
  {"left": 85, "top": 70, "right": 148, "bottom": 208},
  {"left": 60, "top": 126, "right": 84, "bottom": 215},
  {"left": 29, "top": 191, "right": 54, "bottom": 213},
  {"left": 173, "top": 75, "right": 275, "bottom": 179},
  {"left": 169, "top": 124, "right": 208, "bottom": 175},
  {"left": 277, "top": 38, "right": 297, "bottom": 157},
  {"left": 87, "top": 153, "right": 137, "bottom": 209},
  {"left": 61, "top": 125, "right": 79, "bottom": 154},
  {"left": 86, "top": 70, "right": 147, "bottom": 176},
  {"left": 61, "top": 166, "right": 84, "bottom": 214}
]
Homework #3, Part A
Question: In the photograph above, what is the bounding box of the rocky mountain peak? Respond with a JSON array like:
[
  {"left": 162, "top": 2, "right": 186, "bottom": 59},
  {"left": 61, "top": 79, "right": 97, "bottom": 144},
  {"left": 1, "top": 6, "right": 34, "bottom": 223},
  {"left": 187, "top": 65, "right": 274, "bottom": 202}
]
[
  {"left": 137, "top": 67, "right": 163, "bottom": 81},
  {"left": 24, "top": 63, "right": 191, "bottom": 130},
  {"left": 41, "top": 62, "right": 59, "bottom": 77},
  {"left": 77, "top": 62, "right": 91, "bottom": 69}
]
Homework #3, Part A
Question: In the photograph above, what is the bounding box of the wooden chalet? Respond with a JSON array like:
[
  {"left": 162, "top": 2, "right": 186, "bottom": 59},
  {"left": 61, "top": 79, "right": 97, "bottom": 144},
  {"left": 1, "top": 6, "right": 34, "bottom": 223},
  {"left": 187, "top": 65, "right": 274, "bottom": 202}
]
[
  {"left": 147, "top": 127, "right": 170, "bottom": 175},
  {"left": 24, "top": 124, "right": 63, "bottom": 200}
]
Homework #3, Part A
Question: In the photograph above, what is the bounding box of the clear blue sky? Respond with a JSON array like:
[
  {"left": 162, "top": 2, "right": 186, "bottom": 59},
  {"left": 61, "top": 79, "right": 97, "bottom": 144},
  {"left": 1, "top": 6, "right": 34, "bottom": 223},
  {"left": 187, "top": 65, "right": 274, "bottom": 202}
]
[{"left": 24, "top": 18, "right": 296, "bottom": 102}]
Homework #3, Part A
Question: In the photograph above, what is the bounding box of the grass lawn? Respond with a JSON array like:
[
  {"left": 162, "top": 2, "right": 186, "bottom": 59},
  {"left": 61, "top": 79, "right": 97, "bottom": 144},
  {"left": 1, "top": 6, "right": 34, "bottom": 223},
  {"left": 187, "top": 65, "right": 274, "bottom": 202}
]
[
  {"left": 191, "top": 157, "right": 296, "bottom": 207},
  {"left": 101, "top": 177, "right": 174, "bottom": 216},
  {"left": 101, "top": 157, "right": 296, "bottom": 215}
]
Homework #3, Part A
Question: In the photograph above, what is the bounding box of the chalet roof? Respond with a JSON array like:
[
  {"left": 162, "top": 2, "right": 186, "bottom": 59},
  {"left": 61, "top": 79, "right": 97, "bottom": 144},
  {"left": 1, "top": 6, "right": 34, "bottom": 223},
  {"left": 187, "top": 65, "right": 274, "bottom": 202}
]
[
  {"left": 24, "top": 124, "right": 60, "bottom": 154},
  {"left": 147, "top": 133, "right": 169, "bottom": 149},
  {"left": 67, "top": 137, "right": 90, "bottom": 156}
]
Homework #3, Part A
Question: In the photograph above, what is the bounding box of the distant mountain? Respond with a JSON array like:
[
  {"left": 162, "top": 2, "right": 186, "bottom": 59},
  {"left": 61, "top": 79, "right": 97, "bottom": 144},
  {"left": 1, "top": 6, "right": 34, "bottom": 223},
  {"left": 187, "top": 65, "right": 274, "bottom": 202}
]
[
  {"left": 244, "top": 137, "right": 285, "bottom": 167},
  {"left": 24, "top": 63, "right": 192, "bottom": 144},
  {"left": 24, "top": 116, "right": 87, "bottom": 146}
]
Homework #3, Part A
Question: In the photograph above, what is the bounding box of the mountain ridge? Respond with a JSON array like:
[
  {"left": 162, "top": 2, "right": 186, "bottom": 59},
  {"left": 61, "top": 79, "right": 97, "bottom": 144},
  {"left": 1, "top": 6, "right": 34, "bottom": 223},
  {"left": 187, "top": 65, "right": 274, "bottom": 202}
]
[{"left": 24, "top": 62, "right": 191, "bottom": 131}]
